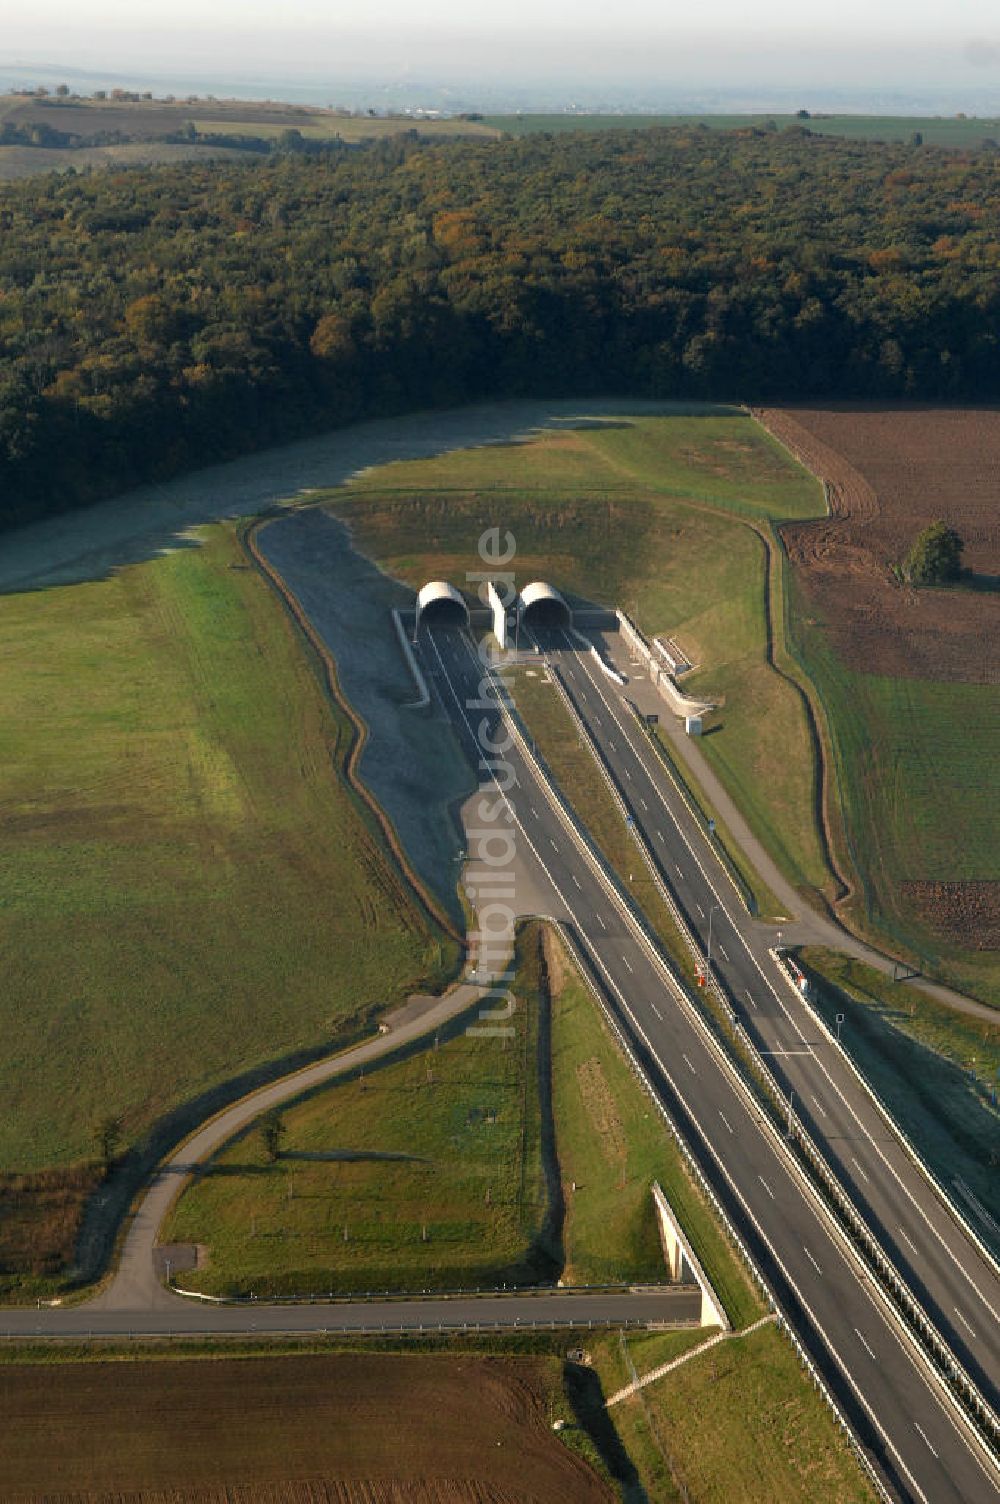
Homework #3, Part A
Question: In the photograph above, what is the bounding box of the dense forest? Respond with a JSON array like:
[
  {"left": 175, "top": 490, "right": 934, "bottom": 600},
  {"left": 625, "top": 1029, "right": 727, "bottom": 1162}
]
[{"left": 3, "top": 126, "right": 1000, "bottom": 528}]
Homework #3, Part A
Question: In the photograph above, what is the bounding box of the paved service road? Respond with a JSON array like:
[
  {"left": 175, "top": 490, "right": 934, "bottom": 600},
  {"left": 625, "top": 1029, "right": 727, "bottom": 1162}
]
[
  {"left": 0, "top": 1288, "right": 700, "bottom": 1339},
  {"left": 420, "top": 624, "right": 999, "bottom": 1504},
  {"left": 530, "top": 626, "right": 1000, "bottom": 1410}
]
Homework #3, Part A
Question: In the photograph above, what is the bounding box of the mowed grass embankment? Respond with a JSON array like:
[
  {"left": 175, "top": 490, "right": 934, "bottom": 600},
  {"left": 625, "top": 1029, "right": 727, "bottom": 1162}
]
[
  {"left": 487, "top": 111, "right": 1000, "bottom": 149},
  {"left": 586, "top": 1320, "right": 877, "bottom": 1504},
  {"left": 796, "top": 947, "right": 1000, "bottom": 1228},
  {"left": 334, "top": 409, "right": 833, "bottom": 902},
  {"left": 0, "top": 524, "right": 452, "bottom": 1287}
]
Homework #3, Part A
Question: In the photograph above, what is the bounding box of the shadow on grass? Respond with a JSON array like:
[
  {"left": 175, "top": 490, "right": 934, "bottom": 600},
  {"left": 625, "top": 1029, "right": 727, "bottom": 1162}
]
[{"left": 564, "top": 1361, "right": 646, "bottom": 1500}]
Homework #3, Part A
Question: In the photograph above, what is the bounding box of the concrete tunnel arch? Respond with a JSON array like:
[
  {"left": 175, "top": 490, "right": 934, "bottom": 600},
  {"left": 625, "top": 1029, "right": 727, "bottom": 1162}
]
[
  {"left": 414, "top": 580, "right": 470, "bottom": 632},
  {"left": 516, "top": 580, "right": 573, "bottom": 631}
]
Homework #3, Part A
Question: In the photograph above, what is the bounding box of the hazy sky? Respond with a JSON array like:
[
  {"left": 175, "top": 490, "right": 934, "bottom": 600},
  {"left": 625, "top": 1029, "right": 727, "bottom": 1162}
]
[{"left": 7, "top": 1, "right": 1000, "bottom": 100}]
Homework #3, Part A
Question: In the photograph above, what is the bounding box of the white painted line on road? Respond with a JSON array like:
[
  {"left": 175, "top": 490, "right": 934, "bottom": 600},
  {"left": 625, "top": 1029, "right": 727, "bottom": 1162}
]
[
  {"left": 900, "top": 1227, "right": 920, "bottom": 1256},
  {"left": 746, "top": 991, "right": 758, "bottom": 1009},
  {"left": 682, "top": 1053, "right": 697, "bottom": 1074},
  {"left": 914, "top": 1423, "right": 939, "bottom": 1459},
  {"left": 855, "top": 1327, "right": 877, "bottom": 1361},
  {"left": 719, "top": 1110, "right": 734, "bottom": 1134},
  {"left": 696, "top": 903, "right": 705, "bottom": 918},
  {"left": 812, "top": 1095, "right": 827, "bottom": 1117},
  {"left": 851, "top": 1156, "right": 870, "bottom": 1185},
  {"left": 675, "top": 864, "right": 683, "bottom": 878},
  {"left": 609, "top": 740, "right": 616, "bottom": 751},
  {"left": 640, "top": 797, "right": 648, "bottom": 810},
  {"left": 718, "top": 945, "right": 729, "bottom": 962},
  {"left": 622, "top": 955, "right": 634, "bottom": 974},
  {"left": 804, "top": 1246, "right": 823, "bottom": 1276},
  {"left": 596, "top": 913, "right": 607, "bottom": 930},
  {"left": 650, "top": 1001, "right": 663, "bottom": 1020},
  {"left": 954, "top": 1306, "right": 977, "bottom": 1339},
  {"left": 758, "top": 1175, "right": 775, "bottom": 1200},
  {"left": 549, "top": 838, "right": 559, "bottom": 851},
  {"left": 623, "top": 767, "right": 631, "bottom": 780},
  {"left": 571, "top": 874, "right": 582, "bottom": 890},
  {"left": 657, "top": 828, "right": 665, "bottom": 841}
]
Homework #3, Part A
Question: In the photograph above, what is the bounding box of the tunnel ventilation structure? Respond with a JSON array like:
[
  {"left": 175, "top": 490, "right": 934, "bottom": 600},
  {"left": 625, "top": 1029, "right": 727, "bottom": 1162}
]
[
  {"left": 517, "top": 581, "right": 572, "bottom": 631},
  {"left": 415, "top": 580, "right": 470, "bottom": 632}
]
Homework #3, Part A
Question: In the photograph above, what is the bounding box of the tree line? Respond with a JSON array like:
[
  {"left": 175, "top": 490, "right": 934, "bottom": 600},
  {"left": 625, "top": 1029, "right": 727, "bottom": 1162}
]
[{"left": 2, "top": 125, "right": 1000, "bottom": 530}]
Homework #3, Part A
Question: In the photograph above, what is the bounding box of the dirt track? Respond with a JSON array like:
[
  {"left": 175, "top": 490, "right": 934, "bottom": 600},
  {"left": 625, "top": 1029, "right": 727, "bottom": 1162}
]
[
  {"left": 758, "top": 405, "right": 1000, "bottom": 684},
  {"left": 0, "top": 1354, "right": 613, "bottom": 1502}
]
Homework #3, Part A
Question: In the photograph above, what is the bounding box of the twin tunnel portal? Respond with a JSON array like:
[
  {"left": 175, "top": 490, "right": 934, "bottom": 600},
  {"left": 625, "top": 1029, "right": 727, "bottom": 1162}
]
[{"left": 413, "top": 577, "right": 573, "bottom": 642}]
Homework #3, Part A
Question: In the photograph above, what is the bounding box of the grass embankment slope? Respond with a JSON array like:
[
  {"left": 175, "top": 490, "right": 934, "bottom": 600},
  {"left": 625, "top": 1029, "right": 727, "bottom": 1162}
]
[
  {"left": 0, "top": 525, "right": 451, "bottom": 1288},
  {"left": 797, "top": 948, "right": 1000, "bottom": 1228},
  {"left": 334, "top": 409, "right": 832, "bottom": 909}
]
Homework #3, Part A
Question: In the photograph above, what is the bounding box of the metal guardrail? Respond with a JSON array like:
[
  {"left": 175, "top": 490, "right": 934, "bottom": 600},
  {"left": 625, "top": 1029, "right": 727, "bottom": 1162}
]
[
  {"left": 505, "top": 658, "right": 1000, "bottom": 1469},
  {"left": 554, "top": 923, "right": 894, "bottom": 1504}
]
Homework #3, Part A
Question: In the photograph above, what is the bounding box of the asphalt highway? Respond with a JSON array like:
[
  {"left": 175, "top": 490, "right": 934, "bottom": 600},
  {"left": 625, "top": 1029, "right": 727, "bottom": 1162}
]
[
  {"left": 421, "top": 621, "right": 1000, "bottom": 1504},
  {"left": 532, "top": 625, "right": 1000, "bottom": 1408}
]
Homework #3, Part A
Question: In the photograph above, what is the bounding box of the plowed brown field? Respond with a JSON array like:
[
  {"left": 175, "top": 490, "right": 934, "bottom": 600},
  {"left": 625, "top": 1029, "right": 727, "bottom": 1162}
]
[
  {"left": 0, "top": 1354, "right": 612, "bottom": 1503},
  {"left": 757, "top": 404, "right": 1000, "bottom": 685}
]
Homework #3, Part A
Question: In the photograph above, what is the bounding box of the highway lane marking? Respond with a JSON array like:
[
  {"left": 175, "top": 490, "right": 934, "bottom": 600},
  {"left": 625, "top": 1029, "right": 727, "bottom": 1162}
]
[
  {"left": 682, "top": 1053, "right": 696, "bottom": 1073},
  {"left": 746, "top": 991, "right": 758, "bottom": 1009},
  {"left": 675, "top": 865, "right": 683, "bottom": 878},
  {"left": 622, "top": 955, "right": 634, "bottom": 974},
  {"left": 812, "top": 1095, "right": 827, "bottom": 1117},
  {"left": 596, "top": 913, "right": 607, "bottom": 930},
  {"left": 719, "top": 1110, "right": 734, "bottom": 1134},
  {"left": 851, "top": 1156, "right": 870, "bottom": 1184},
  {"left": 623, "top": 767, "right": 632, "bottom": 780},
  {"left": 640, "top": 797, "right": 648, "bottom": 810},
  {"left": 559, "top": 637, "right": 1000, "bottom": 1316},
  {"left": 477, "top": 635, "right": 998, "bottom": 1488},
  {"left": 696, "top": 903, "right": 705, "bottom": 917},
  {"left": 571, "top": 874, "right": 582, "bottom": 889},
  {"left": 549, "top": 838, "right": 559, "bottom": 851},
  {"left": 914, "top": 1423, "right": 939, "bottom": 1459},
  {"left": 804, "top": 1247, "right": 823, "bottom": 1276},
  {"left": 954, "top": 1306, "right": 977, "bottom": 1338},
  {"left": 650, "top": 1001, "right": 663, "bottom": 1020},
  {"left": 757, "top": 1175, "right": 775, "bottom": 1199},
  {"left": 855, "top": 1328, "right": 877, "bottom": 1361},
  {"left": 899, "top": 1227, "right": 920, "bottom": 1256},
  {"left": 657, "top": 828, "right": 665, "bottom": 840},
  {"left": 718, "top": 945, "right": 729, "bottom": 962}
]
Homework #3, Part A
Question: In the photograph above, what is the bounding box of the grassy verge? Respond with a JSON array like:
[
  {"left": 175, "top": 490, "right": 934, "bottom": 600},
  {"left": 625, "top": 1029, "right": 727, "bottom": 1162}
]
[
  {"left": 586, "top": 1321, "right": 877, "bottom": 1503},
  {"left": 546, "top": 932, "right": 764, "bottom": 1328},
  {"left": 796, "top": 947, "right": 1000, "bottom": 1230},
  {"left": 164, "top": 923, "right": 553, "bottom": 1298},
  {"left": 0, "top": 523, "right": 452, "bottom": 1293}
]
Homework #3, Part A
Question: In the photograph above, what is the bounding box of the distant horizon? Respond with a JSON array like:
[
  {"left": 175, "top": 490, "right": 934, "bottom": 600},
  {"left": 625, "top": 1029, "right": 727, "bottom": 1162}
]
[{"left": 4, "top": 57, "right": 1000, "bottom": 120}]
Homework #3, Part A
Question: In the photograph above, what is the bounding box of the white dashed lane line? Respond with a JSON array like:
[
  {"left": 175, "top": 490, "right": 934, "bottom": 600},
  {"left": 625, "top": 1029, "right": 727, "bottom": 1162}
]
[
  {"left": 719, "top": 1110, "right": 734, "bottom": 1134},
  {"left": 804, "top": 1247, "right": 823, "bottom": 1276},
  {"left": 758, "top": 1175, "right": 775, "bottom": 1199},
  {"left": 855, "top": 1328, "right": 877, "bottom": 1361}
]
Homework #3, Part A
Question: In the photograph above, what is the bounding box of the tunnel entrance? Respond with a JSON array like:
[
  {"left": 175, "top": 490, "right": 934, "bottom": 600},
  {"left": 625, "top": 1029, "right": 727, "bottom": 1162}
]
[
  {"left": 517, "top": 581, "right": 572, "bottom": 632},
  {"left": 415, "top": 580, "right": 470, "bottom": 632}
]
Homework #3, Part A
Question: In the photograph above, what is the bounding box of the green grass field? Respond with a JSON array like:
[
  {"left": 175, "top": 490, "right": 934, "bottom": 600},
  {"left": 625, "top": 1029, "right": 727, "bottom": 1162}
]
[
  {"left": 0, "top": 524, "right": 449, "bottom": 1178},
  {"left": 788, "top": 610, "right": 1000, "bottom": 1001},
  {"left": 594, "top": 1320, "right": 876, "bottom": 1503},
  {"left": 165, "top": 919, "right": 764, "bottom": 1322},
  {"left": 486, "top": 112, "right": 1000, "bottom": 149},
  {"left": 164, "top": 924, "right": 554, "bottom": 1297}
]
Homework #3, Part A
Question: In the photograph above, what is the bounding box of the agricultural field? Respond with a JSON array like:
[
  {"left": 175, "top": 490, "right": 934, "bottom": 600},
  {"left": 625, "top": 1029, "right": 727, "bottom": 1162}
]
[
  {"left": 335, "top": 408, "right": 833, "bottom": 903},
  {"left": 487, "top": 111, "right": 1000, "bottom": 149},
  {"left": 761, "top": 406, "right": 1000, "bottom": 998},
  {"left": 0, "top": 524, "right": 451, "bottom": 1294},
  {"left": 0, "top": 1350, "right": 612, "bottom": 1501}
]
